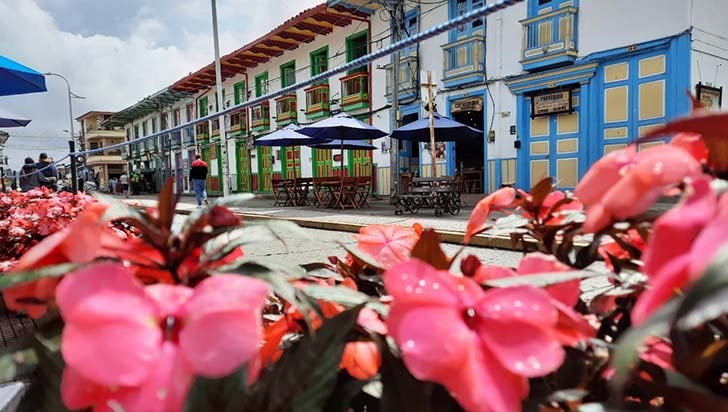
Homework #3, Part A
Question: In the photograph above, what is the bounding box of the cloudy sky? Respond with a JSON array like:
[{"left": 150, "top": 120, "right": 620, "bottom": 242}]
[{"left": 0, "top": 0, "right": 320, "bottom": 169}]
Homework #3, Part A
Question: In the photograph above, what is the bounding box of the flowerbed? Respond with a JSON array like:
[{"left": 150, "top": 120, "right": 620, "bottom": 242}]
[{"left": 0, "top": 100, "right": 727, "bottom": 411}]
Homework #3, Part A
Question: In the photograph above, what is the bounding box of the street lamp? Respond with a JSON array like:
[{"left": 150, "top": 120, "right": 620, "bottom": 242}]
[{"left": 45, "top": 72, "right": 85, "bottom": 192}]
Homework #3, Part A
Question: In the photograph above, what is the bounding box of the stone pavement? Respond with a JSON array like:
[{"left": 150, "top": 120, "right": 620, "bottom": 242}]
[{"left": 122, "top": 193, "right": 522, "bottom": 249}]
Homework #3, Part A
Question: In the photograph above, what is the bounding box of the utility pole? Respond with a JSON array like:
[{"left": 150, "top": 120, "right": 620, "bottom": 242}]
[
  {"left": 423, "top": 71, "right": 437, "bottom": 177},
  {"left": 211, "top": 0, "right": 230, "bottom": 196},
  {"left": 389, "top": 0, "right": 404, "bottom": 202}
]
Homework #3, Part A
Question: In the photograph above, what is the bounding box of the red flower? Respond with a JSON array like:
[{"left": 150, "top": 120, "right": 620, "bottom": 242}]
[
  {"left": 575, "top": 145, "right": 702, "bottom": 233},
  {"left": 465, "top": 187, "right": 518, "bottom": 244},
  {"left": 523, "top": 191, "right": 583, "bottom": 225},
  {"left": 632, "top": 177, "right": 728, "bottom": 324},
  {"left": 353, "top": 223, "right": 422, "bottom": 268},
  {"left": 3, "top": 202, "right": 122, "bottom": 318}
]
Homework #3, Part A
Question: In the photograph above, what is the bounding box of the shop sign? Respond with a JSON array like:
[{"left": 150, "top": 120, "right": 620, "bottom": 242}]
[
  {"left": 451, "top": 97, "right": 483, "bottom": 113},
  {"left": 696, "top": 82, "right": 722, "bottom": 109},
  {"left": 531, "top": 89, "right": 573, "bottom": 118}
]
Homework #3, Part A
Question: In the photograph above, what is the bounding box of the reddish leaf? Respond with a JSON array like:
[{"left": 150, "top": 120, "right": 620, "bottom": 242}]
[
  {"left": 156, "top": 179, "right": 177, "bottom": 232},
  {"left": 409, "top": 229, "right": 449, "bottom": 270},
  {"left": 528, "top": 177, "right": 554, "bottom": 212}
]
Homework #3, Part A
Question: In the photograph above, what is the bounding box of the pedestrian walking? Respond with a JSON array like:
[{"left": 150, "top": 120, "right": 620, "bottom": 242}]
[
  {"left": 189, "top": 154, "right": 209, "bottom": 207},
  {"left": 119, "top": 172, "right": 130, "bottom": 198},
  {"left": 131, "top": 170, "right": 141, "bottom": 195},
  {"left": 20, "top": 157, "right": 53, "bottom": 192}
]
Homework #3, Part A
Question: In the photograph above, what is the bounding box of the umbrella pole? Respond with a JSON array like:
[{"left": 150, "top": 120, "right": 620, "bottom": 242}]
[{"left": 426, "top": 71, "right": 437, "bottom": 178}]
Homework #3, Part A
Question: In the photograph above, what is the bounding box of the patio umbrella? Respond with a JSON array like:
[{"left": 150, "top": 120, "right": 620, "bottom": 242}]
[
  {"left": 254, "top": 124, "right": 328, "bottom": 178},
  {"left": 298, "top": 113, "right": 386, "bottom": 178},
  {"left": 0, "top": 54, "right": 47, "bottom": 96},
  {"left": 390, "top": 112, "right": 482, "bottom": 143},
  {"left": 0, "top": 108, "right": 31, "bottom": 127}
]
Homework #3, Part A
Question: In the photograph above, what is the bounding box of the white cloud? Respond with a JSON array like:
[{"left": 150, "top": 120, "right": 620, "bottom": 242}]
[{"left": 0, "top": 0, "right": 320, "bottom": 169}]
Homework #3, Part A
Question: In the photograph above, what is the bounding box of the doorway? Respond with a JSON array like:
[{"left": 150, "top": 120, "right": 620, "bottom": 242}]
[{"left": 452, "top": 108, "right": 484, "bottom": 172}]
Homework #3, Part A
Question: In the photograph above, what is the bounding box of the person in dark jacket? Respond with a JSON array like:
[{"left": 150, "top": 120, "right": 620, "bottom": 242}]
[
  {"left": 20, "top": 157, "right": 53, "bottom": 192},
  {"left": 36, "top": 153, "right": 57, "bottom": 190},
  {"left": 189, "top": 154, "right": 209, "bottom": 206}
]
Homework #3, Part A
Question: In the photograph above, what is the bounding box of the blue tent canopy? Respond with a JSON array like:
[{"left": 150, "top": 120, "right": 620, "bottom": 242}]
[
  {"left": 0, "top": 109, "right": 31, "bottom": 127},
  {"left": 0, "top": 54, "right": 47, "bottom": 96}
]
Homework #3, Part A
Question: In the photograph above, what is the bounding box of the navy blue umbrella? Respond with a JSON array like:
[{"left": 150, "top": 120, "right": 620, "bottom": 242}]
[
  {"left": 0, "top": 109, "right": 31, "bottom": 127},
  {"left": 390, "top": 112, "right": 482, "bottom": 143},
  {"left": 297, "top": 112, "right": 387, "bottom": 141},
  {"left": 254, "top": 124, "right": 328, "bottom": 178},
  {"left": 0, "top": 55, "right": 47, "bottom": 96}
]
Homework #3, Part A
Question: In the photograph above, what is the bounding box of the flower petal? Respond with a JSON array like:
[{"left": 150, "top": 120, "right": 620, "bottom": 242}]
[
  {"left": 464, "top": 187, "right": 517, "bottom": 244},
  {"left": 179, "top": 274, "right": 268, "bottom": 377},
  {"left": 632, "top": 254, "right": 691, "bottom": 325},
  {"left": 477, "top": 285, "right": 558, "bottom": 326},
  {"left": 384, "top": 259, "right": 483, "bottom": 308},
  {"left": 341, "top": 341, "right": 380, "bottom": 380},
  {"left": 145, "top": 284, "right": 194, "bottom": 319},
  {"left": 354, "top": 224, "right": 420, "bottom": 268}
]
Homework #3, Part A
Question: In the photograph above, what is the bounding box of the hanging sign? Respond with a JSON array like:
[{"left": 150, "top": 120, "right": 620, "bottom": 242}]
[
  {"left": 696, "top": 82, "right": 722, "bottom": 109},
  {"left": 531, "top": 89, "right": 573, "bottom": 118},
  {"left": 451, "top": 97, "right": 483, "bottom": 113}
]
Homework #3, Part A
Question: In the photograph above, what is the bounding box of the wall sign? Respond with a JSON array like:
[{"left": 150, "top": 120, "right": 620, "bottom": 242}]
[
  {"left": 696, "top": 82, "right": 722, "bottom": 109},
  {"left": 530, "top": 88, "right": 573, "bottom": 118},
  {"left": 451, "top": 97, "right": 483, "bottom": 113}
]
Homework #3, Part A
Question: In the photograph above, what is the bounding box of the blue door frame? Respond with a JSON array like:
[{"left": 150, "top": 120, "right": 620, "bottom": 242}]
[{"left": 445, "top": 91, "right": 488, "bottom": 185}]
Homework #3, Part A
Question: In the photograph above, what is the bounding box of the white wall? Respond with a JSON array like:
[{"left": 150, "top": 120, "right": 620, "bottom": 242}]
[
  {"left": 578, "top": 0, "right": 690, "bottom": 57},
  {"left": 690, "top": 0, "right": 728, "bottom": 98}
]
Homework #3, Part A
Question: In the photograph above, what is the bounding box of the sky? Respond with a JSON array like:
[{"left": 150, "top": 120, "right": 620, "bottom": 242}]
[{"left": 0, "top": 0, "right": 320, "bottom": 170}]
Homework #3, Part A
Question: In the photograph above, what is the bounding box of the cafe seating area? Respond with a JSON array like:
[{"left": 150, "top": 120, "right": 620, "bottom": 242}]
[{"left": 272, "top": 176, "right": 373, "bottom": 209}]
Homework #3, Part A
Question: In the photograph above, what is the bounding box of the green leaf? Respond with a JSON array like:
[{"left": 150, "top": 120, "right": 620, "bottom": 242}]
[
  {"left": 675, "top": 244, "right": 728, "bottom": 331},
  {"left": 322, "top": 377, "right": 370, "bottom": 412},
  {"left": 610, "top": 299, "right": 679, "bottom": 399},
  {"left": 484, "top": 270, "right": 609, "bottom": 289},
  {"left": 18, "top": 334, "right": 68, "bottom": 412},
  {"left": 340, "top": 243, "right": 385, "bottom": 271},
  {"left": 0, "top": 263, "right": 81, "bottom": 290},
  {"left": 185, "top": 366, "right": 248, "bottom": 412},
  {"left": 302, "top": 263, "right": 343, "bottom": 281},
  {"left": 379, "top": 338, "right": 430, "bottom": 412},
  {"left": 302, "top": 285, "right": 388, "bottom": 318},
  {"left": 245, "top": 306, "right": 363, "bottom": 412}
]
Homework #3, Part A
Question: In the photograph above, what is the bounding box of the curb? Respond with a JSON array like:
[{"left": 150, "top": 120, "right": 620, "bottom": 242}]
[{"left": 171, "top": 206, "right": 524, "bottom": 251}]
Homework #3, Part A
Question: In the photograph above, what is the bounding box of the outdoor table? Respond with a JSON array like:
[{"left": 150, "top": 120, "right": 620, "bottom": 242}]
[{"left": 392, "top": 176, "right": 462, "bottom": 216}]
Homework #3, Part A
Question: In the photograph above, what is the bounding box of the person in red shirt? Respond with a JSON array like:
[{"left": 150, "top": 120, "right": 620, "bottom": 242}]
[{"left": 189, "top": 154, "right": 209, "bottom": 206}]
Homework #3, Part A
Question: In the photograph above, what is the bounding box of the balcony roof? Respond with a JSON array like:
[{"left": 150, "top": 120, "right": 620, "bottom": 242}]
[
  {"left": 170, "top": 2, "right": 370, "bottom": 94},
  {"left": 75, "top": 111, "right": 115, "bottom": 121},
  {"left": 101, "top": 88, "right": 193, "bottom": 127}
]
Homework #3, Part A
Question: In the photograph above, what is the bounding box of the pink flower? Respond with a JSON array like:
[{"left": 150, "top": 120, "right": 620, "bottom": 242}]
[
  {"left": 353, "top": 224, "right": 422, "bottom": 268},
  {"left": 56, "top": 263, "right": 268, "bottom": 412},
  {"left": 464, "top": 187, "right": 517, "bottom": 244},
  {"left": 523, "top": 191, "right": 583, "bottom": 225},
  {"left": 384, "top": 259, "right": 564, "bottom": 412},
  {"left": 632, "top": 177, "right": 728, "bottom": 324},
  {"left": 575, "top": 145, "right": 702, "bottom": 233},
  {"left": 475, "top": 253, "right": 596, "bottom": 347}
]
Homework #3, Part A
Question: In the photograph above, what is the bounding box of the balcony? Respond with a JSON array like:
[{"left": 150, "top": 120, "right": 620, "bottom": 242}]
[
  {"left": 340, "top": 72, "right": 369, "bottom": 111},
  {"left": 520, "top": 6, "right": 578, "bottom": 72},
  {"left": 229, "top": 110, "right": 248, "bottom": 137},
  {"left": 131, "top": 142, "right": 141, "bottom": 158},
  {"left": 196, "top": 123, "right": 209, "bottom": 141},
  {"left": 183, "top": 126, "right": 195, "bottom": 146},
  {"left": 385, "top": 55, "right": 419, "bottom": 102},
  {"left": 251, "top": 101, "right": 271, "bottom": 133},
  {"left": 275, "top": 94, "right": 298, "bottom": 127},
  {"left": 170, "top": 130, "right": 182, "bottom": 149},
  {"left": 211, "top": 119, "right": 221, "bottom": 140},
  {"left": 442, "top": 35, "right": 485, "bottom": 88},
  {"left": 305, "top": 84, "right": 330, "bottom": 120}
]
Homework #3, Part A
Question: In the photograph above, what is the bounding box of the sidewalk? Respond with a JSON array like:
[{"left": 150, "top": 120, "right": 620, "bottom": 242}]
[
  {"left": 122, "top": 193, "right": 520, "bottom": 249},
  {"left": 121, "top": 192, "right": 677, "bottom": 251}
]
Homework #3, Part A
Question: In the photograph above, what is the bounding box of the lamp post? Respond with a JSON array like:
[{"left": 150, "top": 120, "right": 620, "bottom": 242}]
[{"left": 45, "top": 72, "right": 85, "bottom": 192}]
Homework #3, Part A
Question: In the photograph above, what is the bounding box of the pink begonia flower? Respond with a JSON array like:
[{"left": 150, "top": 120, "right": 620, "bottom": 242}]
[
  {"left": 56, "top": 263, "right": 268, "bottom": 412},
  {"left": 575, "top": 145, "right": 702, "bottom": 233},
  {"left": 475, "top": 253, "right": 596, "bottom": 347},
  {"left": 464, "top": 187, "right": 518, "bottom": 244},
  {"left": 353, "top": 224, "right": 422, "bottom": 268},
  {"left": 384, "top": 259, "right": 564, "bottom": 412},
  {"left": 632, "top": 177, "right": 728, "bottom": 324}
]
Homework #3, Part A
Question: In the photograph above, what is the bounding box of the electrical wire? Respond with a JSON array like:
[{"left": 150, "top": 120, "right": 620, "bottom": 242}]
[{"left": 15, "top": 0, "right": 524, "bottom": 181}]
